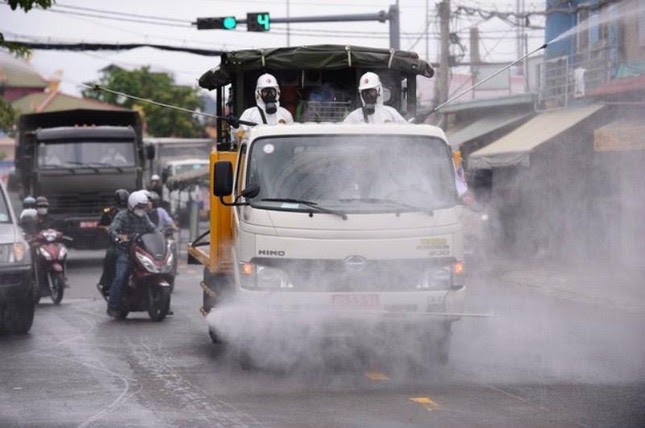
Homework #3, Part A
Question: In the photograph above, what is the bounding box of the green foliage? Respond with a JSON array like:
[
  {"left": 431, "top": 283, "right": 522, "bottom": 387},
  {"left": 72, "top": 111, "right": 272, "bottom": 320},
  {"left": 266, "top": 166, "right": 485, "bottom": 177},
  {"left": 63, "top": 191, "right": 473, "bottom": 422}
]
[
  {"left": 0, "top": 98, "right": 18, "bottom": 136},
  {"left": 1, "top": 1, "right": 53, "bottom": 56},
  {"left": 83, "top": 67, "right": 204, "bottom": 138},
  {"left": 6, "top": 0, "right": 54, "bottom": 12}
]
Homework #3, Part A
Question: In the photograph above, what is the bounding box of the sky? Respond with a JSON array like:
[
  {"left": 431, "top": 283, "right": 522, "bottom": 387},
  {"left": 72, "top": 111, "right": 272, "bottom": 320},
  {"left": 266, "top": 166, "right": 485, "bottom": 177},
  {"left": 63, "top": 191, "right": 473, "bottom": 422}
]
[{"left": 0, "top": 0, "right": 546, "bottom": 97}]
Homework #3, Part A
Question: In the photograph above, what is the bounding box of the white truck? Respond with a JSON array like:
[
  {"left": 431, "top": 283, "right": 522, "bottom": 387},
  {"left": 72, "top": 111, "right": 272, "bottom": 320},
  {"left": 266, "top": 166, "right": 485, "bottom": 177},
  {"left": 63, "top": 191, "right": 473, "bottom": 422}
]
[{"left": 187, "top": 45, "right": 465, "bottom": 368}]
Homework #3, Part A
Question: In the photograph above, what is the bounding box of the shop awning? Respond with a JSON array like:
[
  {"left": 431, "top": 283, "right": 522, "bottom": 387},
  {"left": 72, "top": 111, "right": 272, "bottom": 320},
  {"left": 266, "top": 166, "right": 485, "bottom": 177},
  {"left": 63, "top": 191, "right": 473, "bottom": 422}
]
[
  {"left": 594, "top": 119, "right": 645, "bottom": 152},
  {"left": 446, "top": 111, "right": 533, "bottom": 150},
  {"left": 468, "top": 104, "right": 604, "bottom": 170}
]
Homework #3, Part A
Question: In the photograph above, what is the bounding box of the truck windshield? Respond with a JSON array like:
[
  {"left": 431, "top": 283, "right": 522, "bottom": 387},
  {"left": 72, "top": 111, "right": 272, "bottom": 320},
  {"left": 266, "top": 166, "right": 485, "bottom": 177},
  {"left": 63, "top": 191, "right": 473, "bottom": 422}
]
[
  {"left": 37, "top": 141, "right": 136, "bottom": 168},
  {"left": 0, "top": 187, "right": 10, "bottom": 223},
  {"left": 247, "top": 134, "right": 457, "bottom": 213}
]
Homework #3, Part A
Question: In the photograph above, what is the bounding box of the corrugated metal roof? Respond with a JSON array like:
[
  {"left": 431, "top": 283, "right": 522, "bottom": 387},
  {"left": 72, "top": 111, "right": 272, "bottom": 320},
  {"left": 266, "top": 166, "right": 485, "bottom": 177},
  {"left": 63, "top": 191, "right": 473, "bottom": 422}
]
[{"left": 0, "top": 54, "right": 48, "bottom": 88}]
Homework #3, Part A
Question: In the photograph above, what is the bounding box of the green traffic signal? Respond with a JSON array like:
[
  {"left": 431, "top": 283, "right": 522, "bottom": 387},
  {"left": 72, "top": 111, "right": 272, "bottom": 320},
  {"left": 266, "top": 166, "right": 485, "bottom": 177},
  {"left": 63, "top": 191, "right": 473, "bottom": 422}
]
[{"left": 222, "top": 16, "right": 237, "bottom": 30}]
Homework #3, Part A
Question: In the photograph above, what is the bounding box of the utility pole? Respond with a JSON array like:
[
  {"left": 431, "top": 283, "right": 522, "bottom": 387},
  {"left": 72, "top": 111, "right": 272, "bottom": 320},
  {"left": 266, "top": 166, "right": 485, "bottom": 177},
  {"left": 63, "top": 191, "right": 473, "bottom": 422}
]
[{"left": 434, "top": 0, "right": 450, "bottom": 109}]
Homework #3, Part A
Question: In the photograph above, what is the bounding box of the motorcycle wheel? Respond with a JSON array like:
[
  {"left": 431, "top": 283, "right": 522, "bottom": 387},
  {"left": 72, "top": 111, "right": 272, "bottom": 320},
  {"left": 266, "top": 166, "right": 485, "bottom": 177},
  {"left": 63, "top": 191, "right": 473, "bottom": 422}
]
[
  {"left": 147, "top": 285, "right": 170, "bottom": 322},
  {"left": 49, "top": 272, "right": 65, "bottom": 305},
  {"left": 47, "top": 272, "right": 65, "bottom": 305}
]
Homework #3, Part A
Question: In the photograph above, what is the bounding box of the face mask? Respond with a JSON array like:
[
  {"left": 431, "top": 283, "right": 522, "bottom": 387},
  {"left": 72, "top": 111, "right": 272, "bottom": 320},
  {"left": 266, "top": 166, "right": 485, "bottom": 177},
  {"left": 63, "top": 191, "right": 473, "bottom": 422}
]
[
  {"left": 133, "top": 208, "right": 146, "bottom": 218},
  {"left": 37, "top": 208, "right": 48, "bottom": 216},
  {"left": 361, "top": 89, "right": 377, "bottom": 116},
  {"left": 261, "top": 88, "right": 278, "bottom": 114}
]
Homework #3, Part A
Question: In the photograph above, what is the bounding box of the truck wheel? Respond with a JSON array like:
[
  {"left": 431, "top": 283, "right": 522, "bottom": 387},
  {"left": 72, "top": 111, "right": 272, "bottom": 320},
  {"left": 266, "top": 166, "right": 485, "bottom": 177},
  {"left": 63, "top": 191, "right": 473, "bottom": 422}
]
[{"left": 3, "top": 296, "right": 36, "bottom": 334}]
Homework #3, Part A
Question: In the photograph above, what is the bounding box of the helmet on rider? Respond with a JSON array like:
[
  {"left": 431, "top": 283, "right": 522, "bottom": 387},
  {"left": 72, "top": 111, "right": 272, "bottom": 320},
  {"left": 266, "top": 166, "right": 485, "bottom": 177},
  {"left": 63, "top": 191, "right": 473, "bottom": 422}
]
[
  {"left": 358, "top": 72, "right": 383, "bottom": 112},
  {"left": 255, "top": 73, "right": 280, "bottom": 114},
  {"left": 35, "top": 196, "right": 49, "bottom": 216},
  {"left": 23, "top": 196, "right": 36, "bottom": 209},
  {"left": 128, "top": 190, "right": 150, "bottom": 218},
  {"left": 147, "top": 191, "right": 160, "bottom": 208},
  {"left": 114, "top": 189, "right": 130, "bottom": 209}
]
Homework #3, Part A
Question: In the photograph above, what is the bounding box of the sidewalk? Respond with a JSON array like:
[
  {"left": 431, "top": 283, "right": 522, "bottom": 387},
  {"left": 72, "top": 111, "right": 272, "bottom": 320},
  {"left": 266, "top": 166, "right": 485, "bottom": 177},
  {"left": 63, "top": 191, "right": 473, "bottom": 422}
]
[{"left": 494, "top": 260, "right": 645, "bottom": 313}]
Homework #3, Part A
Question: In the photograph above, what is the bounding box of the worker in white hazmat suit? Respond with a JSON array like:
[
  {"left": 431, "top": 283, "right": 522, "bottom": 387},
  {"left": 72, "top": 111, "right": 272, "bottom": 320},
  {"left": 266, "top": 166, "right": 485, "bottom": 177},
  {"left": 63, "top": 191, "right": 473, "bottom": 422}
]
[
  {"left": 343, "top": 72, "right": 406, "bottom": 124},
  {"left": 231, "top": 73, "right": 293, "bottom": 142}
]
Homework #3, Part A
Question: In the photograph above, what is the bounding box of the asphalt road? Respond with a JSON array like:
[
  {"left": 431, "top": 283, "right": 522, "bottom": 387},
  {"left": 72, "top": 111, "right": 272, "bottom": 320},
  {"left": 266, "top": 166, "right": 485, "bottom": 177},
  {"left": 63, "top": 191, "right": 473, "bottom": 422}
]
[{"left": 1, "top": 250, "right": 644, "bottom": 427}]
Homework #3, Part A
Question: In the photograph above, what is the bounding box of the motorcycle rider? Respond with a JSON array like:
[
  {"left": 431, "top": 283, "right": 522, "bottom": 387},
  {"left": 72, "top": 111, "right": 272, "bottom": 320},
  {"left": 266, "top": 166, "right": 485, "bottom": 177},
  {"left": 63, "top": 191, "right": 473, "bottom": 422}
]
[
  {"left": 230, "top": 73, "right": 293, "bottom": 142},
  {"left": 96, "top": 189, "right": 129, "bottom": 298},
  {"left": 343, "top": 72, "right": 406, "bottom": 124},
  {"left": 106, "top": 190, "right": 155, "bottom": 317},
  {"left": 19, "top": 196, "right": 38, "bottom": 236},
  {"left": 34, "top": 196, "right": 54, "bottom": 231},
  {"left": 147, "top": 191, "right": 176, "bottom": 232}
]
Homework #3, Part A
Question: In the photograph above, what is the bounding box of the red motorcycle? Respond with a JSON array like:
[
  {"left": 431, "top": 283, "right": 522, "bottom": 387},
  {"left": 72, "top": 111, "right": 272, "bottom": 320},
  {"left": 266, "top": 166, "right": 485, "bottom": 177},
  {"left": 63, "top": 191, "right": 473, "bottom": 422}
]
[
  {"left": 31, "top": 229, "right": 71, "bottom": 305},
  {"left": 116, "top": 230, "right": 174, "bottom": 321}
]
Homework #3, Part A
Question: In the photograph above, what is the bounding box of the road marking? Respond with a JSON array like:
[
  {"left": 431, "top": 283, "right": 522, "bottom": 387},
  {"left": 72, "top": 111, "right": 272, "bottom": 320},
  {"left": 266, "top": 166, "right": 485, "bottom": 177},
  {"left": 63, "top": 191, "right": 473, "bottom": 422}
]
[
  {"left": 365, "top": 371, "right": 390, "bottom": 381},
  {"left": 409, "top": 396, "right": 441, "bottom": 412}
]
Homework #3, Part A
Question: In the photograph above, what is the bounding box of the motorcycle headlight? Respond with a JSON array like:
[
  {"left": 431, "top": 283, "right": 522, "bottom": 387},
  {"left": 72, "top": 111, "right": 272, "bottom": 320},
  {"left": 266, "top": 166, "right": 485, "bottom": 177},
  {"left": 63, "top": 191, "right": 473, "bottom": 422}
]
[
  {"left": 240, "top": 262, "right": 293, "bottom": 290},
  {"left": 135, "top": 251, "right": 160, "bottom": 273}
]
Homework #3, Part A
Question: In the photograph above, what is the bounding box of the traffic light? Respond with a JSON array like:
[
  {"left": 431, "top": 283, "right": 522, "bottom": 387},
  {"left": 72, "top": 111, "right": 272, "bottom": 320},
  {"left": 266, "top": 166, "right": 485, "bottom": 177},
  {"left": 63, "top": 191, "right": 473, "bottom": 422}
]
[
  {"left": 196, "top": 16, "right": 237, "bottom": 30},
  {"left": 247, "top": 12, "right": 270, "bottom": 32}
]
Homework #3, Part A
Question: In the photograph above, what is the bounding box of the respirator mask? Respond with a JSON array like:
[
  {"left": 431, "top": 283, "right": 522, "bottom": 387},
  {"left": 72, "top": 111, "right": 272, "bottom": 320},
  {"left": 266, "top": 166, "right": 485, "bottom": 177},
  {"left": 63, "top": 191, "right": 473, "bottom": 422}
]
[
  {"left": 361, "top": 88, "right": 378, "bottom": 116},
  {"left": 261, "top": 88, "right": 278, "bottom": 114},
  {"left": 133, "top": 208, "right": 146, "bottom": 218}
]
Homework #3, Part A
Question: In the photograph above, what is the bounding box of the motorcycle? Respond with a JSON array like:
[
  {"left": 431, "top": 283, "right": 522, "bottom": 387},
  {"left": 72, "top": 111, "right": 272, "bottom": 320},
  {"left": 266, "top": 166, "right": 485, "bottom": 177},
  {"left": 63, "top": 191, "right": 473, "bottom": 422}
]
[
  {"left": 112, "top": 230, "right": 174, "bottom": 321},
  {"left": 31, "top": 228, "right": 71, "bottom": 305}
]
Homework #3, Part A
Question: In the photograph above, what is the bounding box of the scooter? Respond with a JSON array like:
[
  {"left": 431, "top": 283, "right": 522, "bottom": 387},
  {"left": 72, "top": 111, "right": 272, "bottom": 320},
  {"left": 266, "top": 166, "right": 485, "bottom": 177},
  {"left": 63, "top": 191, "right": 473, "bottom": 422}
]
[
  {"left": 115, "top": 230, "right": 174, "bottom": 321},
  {"left": 31, "top": 228, "right": 71, "bottom": 305}
]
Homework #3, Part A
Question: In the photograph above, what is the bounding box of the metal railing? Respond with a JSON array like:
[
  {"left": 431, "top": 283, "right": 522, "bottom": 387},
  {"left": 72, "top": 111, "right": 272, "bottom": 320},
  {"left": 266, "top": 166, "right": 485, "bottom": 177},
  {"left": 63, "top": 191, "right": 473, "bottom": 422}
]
[{"left": 537, "top": 41, "right": 614, "bottom": 110}]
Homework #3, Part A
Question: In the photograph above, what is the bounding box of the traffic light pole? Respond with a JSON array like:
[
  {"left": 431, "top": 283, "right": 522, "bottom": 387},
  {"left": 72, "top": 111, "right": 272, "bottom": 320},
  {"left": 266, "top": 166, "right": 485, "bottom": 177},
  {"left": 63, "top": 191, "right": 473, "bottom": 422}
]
[{"left": 197, "top": 4, "right": 401, "bottom": 50}]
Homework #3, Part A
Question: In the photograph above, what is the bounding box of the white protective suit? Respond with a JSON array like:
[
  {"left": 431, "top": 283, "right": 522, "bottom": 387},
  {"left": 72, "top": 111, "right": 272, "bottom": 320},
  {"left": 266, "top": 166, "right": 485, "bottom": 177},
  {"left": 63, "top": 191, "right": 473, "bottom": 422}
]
[
  {"left": 343, "top": 71, "right": 406, "bottom": 124},
  {"left": 233, "top": 73, "right": 294, "bottom": 143}
]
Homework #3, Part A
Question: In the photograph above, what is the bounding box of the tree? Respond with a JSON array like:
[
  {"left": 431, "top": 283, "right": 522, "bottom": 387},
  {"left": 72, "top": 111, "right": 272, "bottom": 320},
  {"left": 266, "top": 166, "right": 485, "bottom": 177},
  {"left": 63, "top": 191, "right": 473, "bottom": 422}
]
[
  {"left": 83, "top": 67, "right": 204, "bottom": 138},
  {"left": 1, "top": 1, "right": 54, "bottom": 133},
  {"left": 1, "top": 1, "right": 54, "bottom": 56}
]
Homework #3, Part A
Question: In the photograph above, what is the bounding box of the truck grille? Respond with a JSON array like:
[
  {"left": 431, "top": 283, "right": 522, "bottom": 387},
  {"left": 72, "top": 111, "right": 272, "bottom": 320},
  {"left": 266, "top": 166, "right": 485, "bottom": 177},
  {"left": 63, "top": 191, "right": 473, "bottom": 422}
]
[
  {"left": 47, "top": 194, "right": 114, "bottom": 216},
  {"left": 250, "top": 257, "right": 454, "bottom": 292}
]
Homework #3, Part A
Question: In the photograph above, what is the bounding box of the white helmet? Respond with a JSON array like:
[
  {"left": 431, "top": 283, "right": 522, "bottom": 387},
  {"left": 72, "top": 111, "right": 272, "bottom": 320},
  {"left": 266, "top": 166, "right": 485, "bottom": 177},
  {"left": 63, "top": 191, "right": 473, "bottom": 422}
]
[
  {"left": 128, "top": 190, "right": 150, "bottom": 211},
  {"left": 255, "top": 73, "right": 281, "bottom": 108},
  {"left": 358, "top": 72, "right": 383, "bottom": 106},
  {"left": 150, "top": 174, "right": 160, "bottom": 182}
]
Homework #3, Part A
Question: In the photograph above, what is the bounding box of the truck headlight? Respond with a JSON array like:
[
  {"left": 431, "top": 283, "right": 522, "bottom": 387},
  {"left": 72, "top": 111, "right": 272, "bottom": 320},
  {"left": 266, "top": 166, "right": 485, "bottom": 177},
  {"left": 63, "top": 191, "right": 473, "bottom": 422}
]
[
  {"left": 240, "top": 262, "right": 293, "bottom": 289},
  {"left": 417, "top": 261, "right": 465, "bottom": 291}
]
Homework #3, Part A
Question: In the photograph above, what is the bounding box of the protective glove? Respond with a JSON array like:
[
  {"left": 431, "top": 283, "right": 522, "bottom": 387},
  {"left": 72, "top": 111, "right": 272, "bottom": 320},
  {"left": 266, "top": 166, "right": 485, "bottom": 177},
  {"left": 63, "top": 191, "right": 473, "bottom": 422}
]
[{"left": 226, "top": 114, "right": 240, "bottom": 128}]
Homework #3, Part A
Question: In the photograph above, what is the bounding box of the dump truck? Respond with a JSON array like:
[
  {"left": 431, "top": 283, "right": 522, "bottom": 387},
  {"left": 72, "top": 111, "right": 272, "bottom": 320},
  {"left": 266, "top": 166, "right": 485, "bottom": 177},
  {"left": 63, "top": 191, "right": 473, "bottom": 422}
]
[
  {"left": 12, "top": 109, "right": 148, "bottom": 249},
  {"left": 188, "top": 45, "right": 466, "bottom": 366}
]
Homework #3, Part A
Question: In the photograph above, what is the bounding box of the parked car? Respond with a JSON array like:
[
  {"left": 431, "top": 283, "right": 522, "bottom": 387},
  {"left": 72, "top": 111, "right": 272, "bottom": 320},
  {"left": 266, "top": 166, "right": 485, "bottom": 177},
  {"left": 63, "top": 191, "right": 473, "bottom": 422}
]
[{"left": 0, "top": 181, "right": 35, "bottom": 334}]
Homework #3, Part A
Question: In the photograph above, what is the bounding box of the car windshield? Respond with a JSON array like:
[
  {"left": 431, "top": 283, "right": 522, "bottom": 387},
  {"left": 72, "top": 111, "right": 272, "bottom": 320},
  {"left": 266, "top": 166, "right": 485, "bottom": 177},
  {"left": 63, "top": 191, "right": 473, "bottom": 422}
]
[
  {"left": 37, "top": 141, "right": 136, "bottom": 168},
  {"left": 246, "top": 134, "right": 457, "bottom": 213}
]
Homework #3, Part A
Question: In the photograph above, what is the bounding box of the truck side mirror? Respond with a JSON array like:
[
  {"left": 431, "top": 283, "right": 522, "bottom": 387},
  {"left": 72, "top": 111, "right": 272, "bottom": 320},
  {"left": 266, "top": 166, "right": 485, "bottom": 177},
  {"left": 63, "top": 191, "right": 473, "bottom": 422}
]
[{"left": 213, "top": 161, "right": 233, "bottom": 197}]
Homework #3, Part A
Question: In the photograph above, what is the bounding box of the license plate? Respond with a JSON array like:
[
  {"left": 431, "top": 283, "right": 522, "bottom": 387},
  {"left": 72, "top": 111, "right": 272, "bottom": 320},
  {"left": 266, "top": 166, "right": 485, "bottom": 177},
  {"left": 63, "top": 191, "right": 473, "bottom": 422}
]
[
  {"left": 331, "top": 294, "right": 379, "bottom": 308},
  {"left": 80, "top": 221, "right": 98, "bottom": 229}
]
